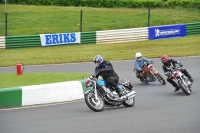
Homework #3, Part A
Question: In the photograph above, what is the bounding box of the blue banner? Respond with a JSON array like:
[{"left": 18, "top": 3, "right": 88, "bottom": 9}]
[{"left": 148, "top": 24, "right": 186, "bottom": 40}]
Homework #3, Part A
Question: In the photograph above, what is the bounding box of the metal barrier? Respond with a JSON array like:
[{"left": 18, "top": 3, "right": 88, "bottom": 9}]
[
  {"left": 186, "top": 22, "right": 200, "bottom": 35},
  {"left": 0, "top": 36, "right": 6, "bottom": 49},
  {"left": 81, "top": 32, "right": 96, "bottom": 44},
  {"left": 96, "top": 27, "right": 148, "bottom": 44},
  {"left": 5, "top": 35, "right": 41, "bottom": 49},
  {"left": 1, "top": 22, "right": 200, "bottom": 49}
]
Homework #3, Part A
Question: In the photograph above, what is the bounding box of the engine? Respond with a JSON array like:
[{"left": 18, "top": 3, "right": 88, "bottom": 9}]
[{"left": 97, "top": 86, "right": 108, "bottom": 97}]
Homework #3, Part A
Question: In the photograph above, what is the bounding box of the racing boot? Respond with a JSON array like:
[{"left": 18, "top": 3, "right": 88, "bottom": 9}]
[
  {"left": 174, "top": 87, "right": 180, "bottom": 92},
  {"left": 142, "top": 77, "right": 148, "bottom": 84},
  {"left": 140, "top": 77, "right": 144, "bottom": 82},
  {"left": 189, "top": 77, "right": 194, "bottom": 82},
  {"left": 183, "top": 70, "right": 194, "bottom": 82},
  {"left": 186, "top": 74, "right": 194, "bottom": 82},
  {"left": 115, "top": 86, "right": 124, "bottom": 97}
]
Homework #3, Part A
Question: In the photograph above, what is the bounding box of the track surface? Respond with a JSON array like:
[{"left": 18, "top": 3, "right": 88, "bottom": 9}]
[{"left": 0, "top": 57, "right": 200, "bottom": 133}]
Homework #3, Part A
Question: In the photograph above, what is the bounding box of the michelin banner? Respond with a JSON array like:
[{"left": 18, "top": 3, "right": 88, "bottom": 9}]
[
  {"left": 148, "top": 24, "right": 186, "bottom": 40},
  {"left": 40, "top": 32, "right": 80, "bottom": 46}
]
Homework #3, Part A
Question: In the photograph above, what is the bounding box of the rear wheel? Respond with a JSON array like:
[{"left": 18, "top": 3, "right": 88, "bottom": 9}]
[
  {"left": 122, "top": 88, "right": 135, "bottom": 107},
  {"left": 123, "top": 97, "right": 135, "bottom": 107},
  {"left": 85, "top": 92, "right": 105, "bottom": 112},
  {"left": 155, "top": 73, "right": 166, "bottom": 85}
]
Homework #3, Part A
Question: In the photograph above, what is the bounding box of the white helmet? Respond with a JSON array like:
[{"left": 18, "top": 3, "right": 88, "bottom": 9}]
[{"left": 135, "top": 52, "right": 142, "bottom": 60}]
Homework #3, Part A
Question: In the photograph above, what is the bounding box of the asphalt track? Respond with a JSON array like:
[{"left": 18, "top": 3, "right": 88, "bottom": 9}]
[{"left": 0, "top": 57, "right": 200, "bottom": 133}]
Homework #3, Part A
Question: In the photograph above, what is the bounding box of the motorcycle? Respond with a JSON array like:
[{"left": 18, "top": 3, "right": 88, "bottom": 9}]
[
  {"left": 84, "top": 76, "right": 136, "bottom": 112},
  {"left": 134, "top": 61, "right": 166, "bottom": 85},
  {"left": 167, "top": 65, "right": 192, "bottom": 95}
]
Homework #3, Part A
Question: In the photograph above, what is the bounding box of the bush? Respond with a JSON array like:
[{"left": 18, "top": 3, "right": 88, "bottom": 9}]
[{"left": 1, "top": 0, "right": 200, "bottom": 9}]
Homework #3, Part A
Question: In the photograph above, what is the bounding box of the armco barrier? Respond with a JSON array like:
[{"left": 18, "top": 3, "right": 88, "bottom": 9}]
[
  {"left": 2, "top": 22, "right": 200, "bottom": 49},
  {"left": 96, "top": 27, "right": 148, "bottom": 44},
  {"left": 0, "top": 80, "right": 87, "bottom": 108},
  {"left": 0, "top": 36, "right": 6, "bottom": 49},
  {"left": 6, "top": 35, "right": 41, "bottom": 49},
  {"left": 81, "top": 31, "right": 96, "bottom": 44},
  {"left": 186, "top": 22, "right": 200, "bottom": 35}
]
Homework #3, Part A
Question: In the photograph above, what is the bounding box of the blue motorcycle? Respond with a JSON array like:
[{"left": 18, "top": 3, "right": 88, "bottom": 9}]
[{"left": 84, "top": 76, "right": 136, "bottom": 112}]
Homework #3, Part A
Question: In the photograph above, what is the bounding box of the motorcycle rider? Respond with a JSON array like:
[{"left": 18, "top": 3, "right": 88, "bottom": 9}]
[
  {"left": 161, "top": 55, "right": 194, "bottom": 92},
  {"left": 133, "top": 52, "right": 152, "bottom": 82},
  {"left": 93, "top": 55, "right": 124, "bottom": 97}
]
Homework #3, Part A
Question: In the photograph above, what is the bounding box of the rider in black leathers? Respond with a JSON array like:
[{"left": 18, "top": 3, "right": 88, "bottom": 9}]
[
  {"left": 161, "top": 55, "right": 194, "bottom": 92},
  {"left": 93, "top": 55, "right": 123, "bottom": 97}
]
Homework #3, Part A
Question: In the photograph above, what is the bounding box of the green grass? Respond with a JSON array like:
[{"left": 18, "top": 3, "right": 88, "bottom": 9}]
[
  {"left": 0, "top": 5, "right": 200, "bottom": 36},
  {"left": 1, "top": 36, "right": 198, "bottom": 90},
  {"left": 0, "top": 72, "right": 90, "bottom": 89},
  {"left": 1, "top": 35, "right": 199, "bottom": 89},
  {"left": 0, "top": 35, "right": 200, "bottom": 67},
  {"left": 0, "top": 5, "right": 200, "bottom": 89}
]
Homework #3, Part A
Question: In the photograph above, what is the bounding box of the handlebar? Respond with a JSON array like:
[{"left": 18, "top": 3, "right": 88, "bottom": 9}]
[{"left": 142, "top": 61, "right": 154, "bottom": 67}]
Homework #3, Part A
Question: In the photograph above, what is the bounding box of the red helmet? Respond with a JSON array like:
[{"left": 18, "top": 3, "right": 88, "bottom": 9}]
[{"left": 161, "top": 55, "right": 169, "bottom": 64}]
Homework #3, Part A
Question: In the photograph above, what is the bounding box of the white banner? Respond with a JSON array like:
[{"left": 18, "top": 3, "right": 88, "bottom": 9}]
[{"left": 40, "top": 32, "right": 80, "bottom": 46}]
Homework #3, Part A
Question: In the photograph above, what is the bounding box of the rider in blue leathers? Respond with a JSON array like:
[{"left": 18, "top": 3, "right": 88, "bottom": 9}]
[{"left": 134, "top": 52, "right": 152, "bottom": 82}]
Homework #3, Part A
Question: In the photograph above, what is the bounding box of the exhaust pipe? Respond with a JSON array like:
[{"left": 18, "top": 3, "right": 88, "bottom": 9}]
[
  {"left": 119, "top": 91, "right": 136, "bottom": 101},
  {"left": 108, "top": 91, "right": 136, "bottom": 102}
]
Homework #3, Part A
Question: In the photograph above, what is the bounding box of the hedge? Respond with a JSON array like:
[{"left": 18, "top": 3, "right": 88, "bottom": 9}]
[{"left": 0, "top": 0, "right": 200, "bottom": 9}]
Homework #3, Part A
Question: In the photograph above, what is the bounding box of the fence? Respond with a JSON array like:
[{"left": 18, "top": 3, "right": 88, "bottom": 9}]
[
  {"left": 81, "top": 32, "right": 96, "bottom": 44},
  {"left": 5, "top": 35, "right": 41, "bottom": 49},
  {"left": 186, "top": 22, "right": 200, "bottom": 35},
  {"left": 96, "top": 27, "right": 148, "bottom": 44},
  {"left": 0, "top": 36, "right": 5, "bottom": 49},
  {"left": 1, "top": 22, "right": 200, "bottom": 49}
]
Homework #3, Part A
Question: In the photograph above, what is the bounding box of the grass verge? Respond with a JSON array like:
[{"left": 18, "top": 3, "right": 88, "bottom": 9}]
[
  {"left": 1, "top": 35, "right": 199, "bottom": 89},
  {"left": 0, "top": 72, "right": 90, "bottom": 89},
  {"left": 0, "top": 5, "right": 200, "bottom": 36},
  {"left": 0, "top": 35, "right": 200, "bottom": 67}
]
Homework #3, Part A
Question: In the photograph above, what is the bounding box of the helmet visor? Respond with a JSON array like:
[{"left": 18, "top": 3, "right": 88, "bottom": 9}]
[
  {"left": 162, "top": 59, "right": 168, "bottom": 64},
  {"left": 136, "top": 56, "right": 142, "bottom": 60}
]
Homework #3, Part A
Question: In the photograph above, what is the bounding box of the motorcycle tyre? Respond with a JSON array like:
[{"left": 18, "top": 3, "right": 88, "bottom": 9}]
[
  {"left": 178, "top": 81, "right": 191, "bottom": 95},
  {"left": 155, "top": 73, "right": 166, "bottom": 85},
  {"left": 85, "top": 93, "right": 105, "bottom": 112},
  {"left": 123, "top": 97, "right": 135, "bottom": 107}
]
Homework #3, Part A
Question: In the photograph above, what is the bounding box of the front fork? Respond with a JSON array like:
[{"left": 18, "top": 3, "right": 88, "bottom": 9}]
[
  {"left": 151, "top": 68, "right": 158, "bottom": 75},
  {"left": 93, "top": 81, "right": 99, "bottom": 101},
  {"left": 149, "top": 69, "right": 158, "bottom": 78},
  {"left": 84, "top": 81, "right": 99, "bottom": 101}
]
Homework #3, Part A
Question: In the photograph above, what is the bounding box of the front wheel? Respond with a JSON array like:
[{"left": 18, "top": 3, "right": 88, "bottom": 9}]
[
  {"left": 179, "top": 80, "right": 191, "bottom": 95},
  {"left": 85, "top": 92, "right": 105, "bottom": 112},
  {"left": 155, "top": 73, "right": 166, "bottom": 85}
]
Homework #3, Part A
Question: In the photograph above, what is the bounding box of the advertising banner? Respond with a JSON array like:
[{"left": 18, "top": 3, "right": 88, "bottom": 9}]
[
  {"left": 40, "top": 32, "right": 80, "bottom": 46},
  {"left": 148, "top": 24, "right": 186, "bottom": 40}
]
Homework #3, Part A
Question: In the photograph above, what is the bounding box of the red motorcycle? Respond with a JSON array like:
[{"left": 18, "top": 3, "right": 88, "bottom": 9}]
[{"left": 167, "top": 65, "right": 192, "bottom": 95}]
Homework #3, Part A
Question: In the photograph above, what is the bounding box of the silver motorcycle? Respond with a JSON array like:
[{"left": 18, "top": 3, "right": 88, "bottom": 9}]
[
  {"left": 167, "top": 65, "right": 192, "bottom": 95},
  {"left": 84, "top": 76, "right": 136, "bottom": 112}
]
